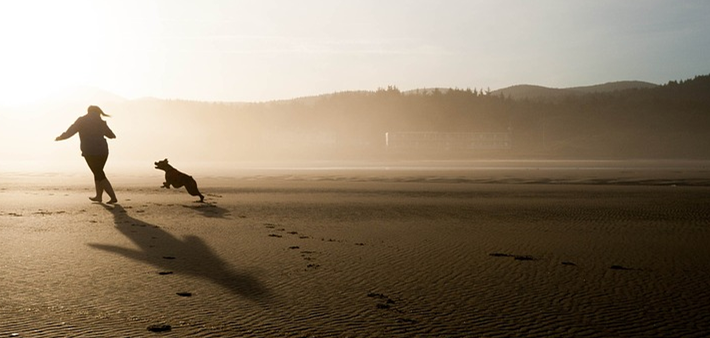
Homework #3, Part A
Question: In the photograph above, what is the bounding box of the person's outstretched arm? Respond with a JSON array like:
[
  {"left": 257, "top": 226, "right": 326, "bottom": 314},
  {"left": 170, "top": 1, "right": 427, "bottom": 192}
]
[{"left": 55, "top": 119, "right": 80, "bottom": 141}]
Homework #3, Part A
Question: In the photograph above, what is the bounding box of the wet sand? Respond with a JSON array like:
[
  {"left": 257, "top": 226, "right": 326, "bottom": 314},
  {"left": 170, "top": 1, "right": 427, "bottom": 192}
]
[{"left": 2, "top": 165, "right": 710, "bottom": 337}]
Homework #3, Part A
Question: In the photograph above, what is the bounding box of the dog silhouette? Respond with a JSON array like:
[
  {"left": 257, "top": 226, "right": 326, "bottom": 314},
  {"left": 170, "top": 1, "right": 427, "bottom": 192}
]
[{"left": 154, "top": 159, "right": 204, "bottom": 202}]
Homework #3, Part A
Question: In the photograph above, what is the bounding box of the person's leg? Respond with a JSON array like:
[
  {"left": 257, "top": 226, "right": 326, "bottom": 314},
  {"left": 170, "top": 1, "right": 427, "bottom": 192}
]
[
  {"left": 85, "top": 155, "right": 116, "bottom": 203},
  {"left": 90, "top": 181, "right": 103, "bottom": 202},
  {"left": 102, "top": 178, "right": 117, "bottom": 204},
  {"left": 96, "top": 155, "right": 117, "bottom": 204},
  {"left": 85, "top": 156, "right": 105, "bottom": 202}
]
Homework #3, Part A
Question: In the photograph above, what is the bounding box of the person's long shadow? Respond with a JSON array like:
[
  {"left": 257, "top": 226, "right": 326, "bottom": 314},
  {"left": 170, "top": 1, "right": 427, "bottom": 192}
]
[{"left": 89, "top": 204, "right": 269, "bottom": 302}]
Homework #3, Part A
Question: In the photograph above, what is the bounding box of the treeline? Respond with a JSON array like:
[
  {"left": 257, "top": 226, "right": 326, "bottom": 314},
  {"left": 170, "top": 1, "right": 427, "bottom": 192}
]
[
  {"left": 516, "top": 74, "right": 710, "bottom": 158},
  {"left": 109, "top": 74, "right": 710, "bottom": 161}
]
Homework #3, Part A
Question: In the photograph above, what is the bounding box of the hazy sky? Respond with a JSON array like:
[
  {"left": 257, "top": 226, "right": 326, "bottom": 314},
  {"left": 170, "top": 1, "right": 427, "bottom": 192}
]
[{"left": 1, "top": 0, "right": 709, "bottom": 105}]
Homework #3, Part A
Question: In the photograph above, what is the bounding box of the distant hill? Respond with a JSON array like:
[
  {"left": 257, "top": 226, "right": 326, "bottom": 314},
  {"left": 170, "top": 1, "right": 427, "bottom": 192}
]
[
  {"left": 567, "top": 81, "right": 658, "bottom": 93},
  {"left": 489, "top": 85, "right": 568, "bottom": 100},
  {"left": 41, "top": 85, "right": 127, "bottom": 105},
  {"left": 6, "top": 74, "right": 707, "bottom": 162},
  {"left": 491, "top": 81, "right": 658, "bottom": 100},
  {"left": 106, "top": 74, "right": 709, "bottom": 160}
]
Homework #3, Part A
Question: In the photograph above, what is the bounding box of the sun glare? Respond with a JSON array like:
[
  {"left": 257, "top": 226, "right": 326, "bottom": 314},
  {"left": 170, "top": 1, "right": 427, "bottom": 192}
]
[
  {"left": 4, "top": 4, "right": 99, "bottom": 105},
  {"left": 0, "top": 2, "right": 130, "bottom": 108},
  {"left": 0, "top": 2, "right": 123, "bottom": 162}
]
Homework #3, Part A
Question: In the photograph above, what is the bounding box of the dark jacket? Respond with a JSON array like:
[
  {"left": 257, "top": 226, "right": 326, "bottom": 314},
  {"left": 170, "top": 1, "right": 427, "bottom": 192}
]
[{"left": 57, "top": 114, "right": 116, "bottom": 156}]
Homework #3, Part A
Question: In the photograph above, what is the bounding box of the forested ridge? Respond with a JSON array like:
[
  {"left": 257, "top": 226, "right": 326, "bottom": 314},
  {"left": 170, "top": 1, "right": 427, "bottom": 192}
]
[{"left": 109, "top": 74, "right": 710, "bottom": 161}]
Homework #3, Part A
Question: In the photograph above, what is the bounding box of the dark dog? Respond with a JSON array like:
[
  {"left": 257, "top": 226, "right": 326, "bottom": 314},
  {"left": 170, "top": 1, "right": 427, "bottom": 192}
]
[{"left": 154, "top": 159, "right": 204, "bottom": 202}]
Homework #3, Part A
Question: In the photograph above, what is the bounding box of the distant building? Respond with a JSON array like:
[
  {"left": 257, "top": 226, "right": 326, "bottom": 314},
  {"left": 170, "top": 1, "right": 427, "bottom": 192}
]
[{"left": 385, "top": 132, "right": 512, "bottom": 151}]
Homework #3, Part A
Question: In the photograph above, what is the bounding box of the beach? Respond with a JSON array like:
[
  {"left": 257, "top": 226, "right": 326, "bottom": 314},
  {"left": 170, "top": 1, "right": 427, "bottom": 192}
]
[{"left": 2, "top": 162, "right": 710, "bottom": 337}]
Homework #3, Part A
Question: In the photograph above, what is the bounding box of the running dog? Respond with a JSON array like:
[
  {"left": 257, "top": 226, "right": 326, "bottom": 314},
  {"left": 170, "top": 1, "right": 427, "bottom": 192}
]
[{"left": 154, "top": 159, "right": 204, "bottom": 202}]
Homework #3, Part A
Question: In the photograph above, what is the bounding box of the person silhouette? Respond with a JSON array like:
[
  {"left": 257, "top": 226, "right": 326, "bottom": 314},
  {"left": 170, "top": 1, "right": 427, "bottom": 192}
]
[{"left": 56, "top": 105, "right": 118, "bottom": 204}]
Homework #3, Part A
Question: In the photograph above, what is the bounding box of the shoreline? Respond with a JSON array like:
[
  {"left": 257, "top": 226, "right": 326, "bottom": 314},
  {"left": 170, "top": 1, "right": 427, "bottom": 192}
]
[{"left": 2, "top": 158, "right": 710, "bottom": 189}]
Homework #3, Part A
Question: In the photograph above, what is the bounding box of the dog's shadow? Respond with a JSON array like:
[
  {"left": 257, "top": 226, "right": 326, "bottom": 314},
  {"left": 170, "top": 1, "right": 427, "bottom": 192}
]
[
  {"left": 182, "top": 201, "right": 231, "bottom": 218},
  {"left": 88, "top": 204, "right": 269, "bottom": 301}
]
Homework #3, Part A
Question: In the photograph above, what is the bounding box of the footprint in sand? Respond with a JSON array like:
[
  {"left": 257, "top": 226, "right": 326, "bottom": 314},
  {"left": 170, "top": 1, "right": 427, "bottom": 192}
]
[
  {"left": 397, "top": 318, "right": 418, "bottom": 324},
  {"left": 489, "top": 252, "right": 536, "bottom": 261},
  {"left": 366, "top": 292, "right": 417, "bottom": 323},
  {"left": 300, "top": 251, "right": 322, "bottom": 269},
  {"left": 147, "top": 324, "right": 172, "bottom": 332},
  {"left": 367, "top": 292, "right": 397, "bottom": 310},
  {"left": 265, "top": 224, "right": 311, "bottom": 240},
  {"left": 514, "top": 255, "right": 535, "bottom": 261}
]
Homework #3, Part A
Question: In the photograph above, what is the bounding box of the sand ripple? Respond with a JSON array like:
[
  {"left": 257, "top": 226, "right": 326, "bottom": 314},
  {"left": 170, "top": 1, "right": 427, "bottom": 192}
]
[{"left": 2, "top": 180, "right": 710, "bottom": 336}]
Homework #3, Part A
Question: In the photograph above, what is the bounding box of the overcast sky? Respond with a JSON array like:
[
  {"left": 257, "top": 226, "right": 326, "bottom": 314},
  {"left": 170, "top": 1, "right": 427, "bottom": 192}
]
[{"left": 1, "top": 0, "right": 709, "bottom": 105}]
